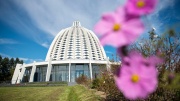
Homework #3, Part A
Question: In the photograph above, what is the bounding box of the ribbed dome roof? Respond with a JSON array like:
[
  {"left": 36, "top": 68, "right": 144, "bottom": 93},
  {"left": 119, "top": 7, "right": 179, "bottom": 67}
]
[{"left": 45, "top": 21, "right": 107, "bottom": 61}]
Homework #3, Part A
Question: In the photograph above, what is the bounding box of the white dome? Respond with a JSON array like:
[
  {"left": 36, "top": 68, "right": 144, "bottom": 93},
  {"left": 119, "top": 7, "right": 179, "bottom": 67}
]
[{"left": 45, "top": 21, "right": 107, "bottom": 61}]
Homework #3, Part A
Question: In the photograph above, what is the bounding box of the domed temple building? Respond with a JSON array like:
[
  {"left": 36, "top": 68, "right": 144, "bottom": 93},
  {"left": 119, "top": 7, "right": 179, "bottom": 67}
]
[{"left": 11, "top": 21, "right": 119, "bottom": 84}]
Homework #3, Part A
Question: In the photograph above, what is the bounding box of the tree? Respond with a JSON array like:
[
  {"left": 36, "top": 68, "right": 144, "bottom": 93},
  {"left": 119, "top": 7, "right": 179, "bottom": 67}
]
[
  {"left": 0, "top": 55, "right": 2, "bottom": 82},
  {"left": 0, "top": 55, "right": 2, "bottom": 63},
  {"left": 0, "top": 57, "right": 10, "bottom": 81},
  {"left": 129, "top": 29, "right": 180, "bottom": 73},
  {"left": 20, "top": 60, "right": 23, "bottom": 64},
  {"left": 10, "top": 58, "right": 15, "bottom": 68},
  {"left": 15, "top": 58, "right": 20, "bottom": 64},
  {"left": 0, "top": 55, "right": 24, "bottom": 82}
]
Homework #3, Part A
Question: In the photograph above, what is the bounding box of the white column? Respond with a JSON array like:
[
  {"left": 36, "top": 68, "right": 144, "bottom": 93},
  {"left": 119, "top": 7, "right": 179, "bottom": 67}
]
[
  {"left": 46, "top": 58, "right": 52, "bottom": 82},
  {"left": 29, "top": 61, "right": 36, "bottom": 82},
  {"left": 17, "top": 64, "right": 26, "bottom": 83},
  {"left": 106, "top": 57, "right": 110, "bottom": 71},
  {"left": 68, "top": 60, "right": 71, "bottom": 82},
  {"left": 11, "top": 64, "right": 22, "bottom": 84},
  {"left": 89, "top": 59, "right": 93, "bottom": 80}
]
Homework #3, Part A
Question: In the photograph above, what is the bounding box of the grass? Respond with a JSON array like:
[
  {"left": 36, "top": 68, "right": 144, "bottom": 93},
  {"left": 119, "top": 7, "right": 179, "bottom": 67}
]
[
  {"left": 0, "top": 85, "right": 100, "bottom": 101},
  {"left": 66, "top": 85, "right": 100, "bottom": 101}
]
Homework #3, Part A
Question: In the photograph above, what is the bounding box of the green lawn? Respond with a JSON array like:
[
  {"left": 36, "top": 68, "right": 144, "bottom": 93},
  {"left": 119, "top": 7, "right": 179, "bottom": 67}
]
[{"left": 0, "top": 85, "right": 100, "bottom": 101}]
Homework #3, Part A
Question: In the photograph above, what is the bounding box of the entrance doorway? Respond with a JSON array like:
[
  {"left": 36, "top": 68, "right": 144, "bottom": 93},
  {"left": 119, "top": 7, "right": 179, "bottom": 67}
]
[{"left": 75, "top": 70, "right": 84, "bottom": 78}]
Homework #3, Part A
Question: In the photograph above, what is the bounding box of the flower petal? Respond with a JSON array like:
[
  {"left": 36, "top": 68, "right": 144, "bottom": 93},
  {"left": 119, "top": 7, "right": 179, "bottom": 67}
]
[
  {"left": 123, "top": 82, "right": 144, "bottom": 100},
  {"left": 123, "top": 19, "right": 144, "bottom": 36},
  {"left": 100, "top": 32, "right": 127, "bottom": 47},
  {"left": 140, "top": 77, "right": 158, "bottom": 93},
  {"left": 94, "top": 20, "right": 113, "bottom": 35},
  {"left": 125, "top": 0, "right": 158, "bottom": 15},
  {"left": 115, "top": 50, "right": 160, "bottom": 100}
]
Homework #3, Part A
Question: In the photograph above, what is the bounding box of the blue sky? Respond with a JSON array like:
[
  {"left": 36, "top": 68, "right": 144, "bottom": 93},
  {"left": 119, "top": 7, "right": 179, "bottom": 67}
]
[{"left": 0, "top": 0, "right": 179, "bottom": 63}]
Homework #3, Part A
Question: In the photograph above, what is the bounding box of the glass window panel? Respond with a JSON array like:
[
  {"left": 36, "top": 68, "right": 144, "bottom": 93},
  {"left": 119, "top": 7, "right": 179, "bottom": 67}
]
[
  {"left": 50, "top": 64, "right": 69, "bottom": 82},
  {"left": 34, "top": 66, "right": 47, "bottom": 82},
  {"left": 22, "top": 67, "right": 32, "bottom": 82}
]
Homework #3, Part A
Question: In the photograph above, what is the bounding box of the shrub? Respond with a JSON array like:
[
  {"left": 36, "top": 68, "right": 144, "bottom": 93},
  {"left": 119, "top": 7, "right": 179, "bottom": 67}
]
[
  {"left": 75, "top": 74, "right": 90, "bottom": 87},
  {"left": 92, "top": 70, "right": 180, "bottom": 101},
  {"left": 91, "top": 78, "right": 100, "bottom": 89}
]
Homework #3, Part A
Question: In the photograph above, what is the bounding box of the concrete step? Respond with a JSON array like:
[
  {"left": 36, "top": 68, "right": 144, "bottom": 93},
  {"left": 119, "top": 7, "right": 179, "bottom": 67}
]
[{"left": 68, "top": 82, "right": 77, "bottom": 86}]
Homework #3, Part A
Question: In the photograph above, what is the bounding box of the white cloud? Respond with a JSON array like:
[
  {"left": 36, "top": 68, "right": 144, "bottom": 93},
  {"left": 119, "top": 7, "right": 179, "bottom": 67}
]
[
  {"left": 0, "top": 52, "right": 44, "bottom": 63},
  {"left": 0, "top": 38, "right": 18, "bottom": 44},
  {"left": 1, "top": 0, "right": 175, "bottom": 50},
  {"left": 0, "top": 0, "right": 125, "bottom": 48},
  {"left": 19, "top": 57, "right": 44, "bottom": 64},
  {"left": 19, "top": 57, "right": 28, "bottom": 61},
  {"left": 41, "top": 42, "right": 49, "bottom": 48},
  {"left": 144, "top": 0, "right": 175, "bottom": 34},
  {"left": 0, "top": 53, "right": 43, "bottom": 64},
  {"left": 105, "top": 51, "right": 114, "bottom": 54},
  {"left": 0, "top": 52, "right": 11, "bottom": 58},
  {"left": 14, "top": 0, "right": 125, "bottom": 33}
]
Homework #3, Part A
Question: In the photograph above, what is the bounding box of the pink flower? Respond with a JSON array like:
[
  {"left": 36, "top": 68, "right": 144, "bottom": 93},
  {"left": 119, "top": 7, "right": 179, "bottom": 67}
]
[
  {"left": 125, "top": 0, "right": 158, "bottom": 15},
  {"left": 115, "top": 51, "right": 161, "bottom": 100},
  {"left": 94, "top": 8, "right": 144, "bottom": 47}
]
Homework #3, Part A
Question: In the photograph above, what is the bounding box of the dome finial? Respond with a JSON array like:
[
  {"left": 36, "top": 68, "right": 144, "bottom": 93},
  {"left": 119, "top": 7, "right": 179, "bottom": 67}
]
[{"left": 72, "top": 21, "right": 81, "bottom": 27}]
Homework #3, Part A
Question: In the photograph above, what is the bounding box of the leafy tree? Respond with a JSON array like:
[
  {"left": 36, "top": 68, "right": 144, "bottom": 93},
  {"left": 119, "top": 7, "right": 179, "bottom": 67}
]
[
  {"left": 0, "top": 55, "right": 2, "bottom": 81},
  {"left": 0, "top": 55, "right": 24, "bottom": 82},
  {"left": 20, "top": 60, "right": 23, "bottom": 64},
  {"left": 0, "top": 57, "right": 10, "bottom": 81},
  {"left": 15, "top": 58, "right": 20, "bottom": 64},
  {"left": 0, "top": 55, "right": 2, "bottom": 63},
  {"left": 129, "top": 29, "right": 180, "bottom": 73},
  {"left": 10, "top": 58, "right": 15, "bottom": 68}
]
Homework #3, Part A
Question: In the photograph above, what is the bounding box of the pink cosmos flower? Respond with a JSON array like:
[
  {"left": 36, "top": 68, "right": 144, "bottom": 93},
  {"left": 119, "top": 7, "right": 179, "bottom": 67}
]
[
  {"left": 94, "top": 7, "right": 144, "bottom": 47},
  {"left": 125, "top": 0, "right": 158, "bottom": 15},
  {"left": 115, "top": 51, "right": 161, "bottom": 100}
]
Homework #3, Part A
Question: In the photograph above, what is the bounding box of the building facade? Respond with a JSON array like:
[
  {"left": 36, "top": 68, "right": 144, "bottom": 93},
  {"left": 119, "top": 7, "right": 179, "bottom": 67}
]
[{"left": 11, "top": 21, "right": 112, "bottom": 84}]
